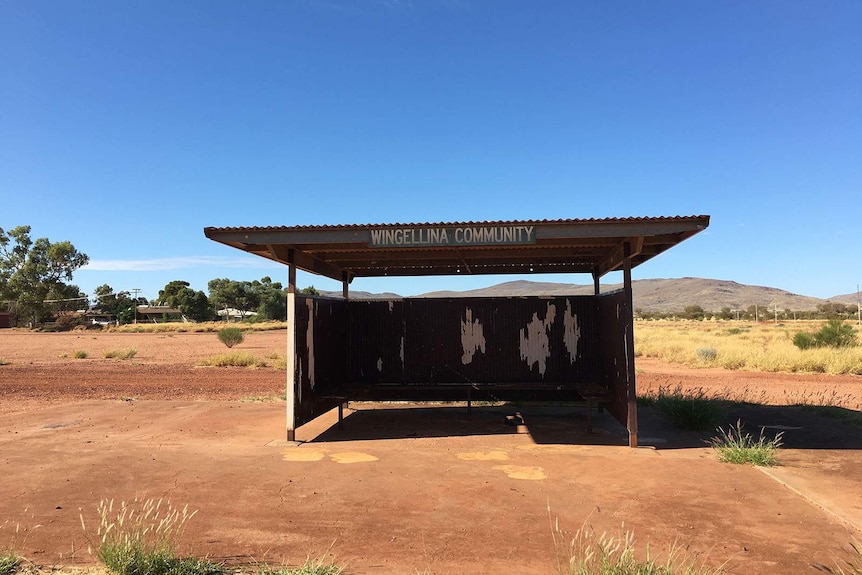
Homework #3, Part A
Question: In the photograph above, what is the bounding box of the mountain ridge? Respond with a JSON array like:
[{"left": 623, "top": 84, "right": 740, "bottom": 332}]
[{"left": 322, "top": 278, "right": 858, "bottom": 312}]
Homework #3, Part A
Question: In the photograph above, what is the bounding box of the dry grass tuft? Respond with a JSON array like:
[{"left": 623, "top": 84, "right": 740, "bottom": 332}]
[
  {"left": 550, "top": 510, "right": 726, "bottom": 575},
  {"left": 197, "top": 352, "right": 258, "bottom": 368},
  {"left": 81, "top": 498, "right": 222, "bottom": 575},
  {"left": 103, "top": 348, "right": 137, "bottom": 360},
  {"left": 105, "top": 322, "right": 286, "bottom": 334}
]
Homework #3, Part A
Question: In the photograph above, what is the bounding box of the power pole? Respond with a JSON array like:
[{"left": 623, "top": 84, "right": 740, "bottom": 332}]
[
  {"left": 857, "top": 284, "right": 860, "bottom": 326},
  {"left": 131, "top": 288, "right": 141, "bottom": 324}
]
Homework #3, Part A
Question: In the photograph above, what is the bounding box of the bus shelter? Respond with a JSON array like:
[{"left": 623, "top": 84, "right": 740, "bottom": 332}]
[{"left": 205, "top": 216, "right": 709, "bottom": 447}]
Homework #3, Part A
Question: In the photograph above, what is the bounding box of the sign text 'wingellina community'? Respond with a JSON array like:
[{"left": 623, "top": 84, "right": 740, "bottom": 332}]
[{"left": 369, "top": 226, "right": 536, "bottom": 248}]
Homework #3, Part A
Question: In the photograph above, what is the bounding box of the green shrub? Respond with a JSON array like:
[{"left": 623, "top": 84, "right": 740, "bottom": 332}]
[
  {"left": 74, "top": 350, "right": 88, "bottom": 359},
  {"left": 815, "top": 319, "right": 858, "bottom": 348},
  {"left": 217, "top": 327, "right": 244, "bottom": 348},
  {"left": 794, "top": 320, "right": 857, "bottom": 350},
  {"left": 709, "top": 420, "right": 783, "bottom": 466},
  {"left": 793, "top": 332, "right": 816, "bottom": 350}
]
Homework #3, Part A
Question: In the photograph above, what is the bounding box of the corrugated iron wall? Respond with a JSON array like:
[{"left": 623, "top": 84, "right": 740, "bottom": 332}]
[
  {"left": 596, "top": 290, "right": 630, "bottom": 426},
  {"left": 400, "top": 297, "right": 598, "bottom": 385},
  {"left": 293, "top": 294, "right": 628, "bottom": 429},
  {"left": 347, "top": 300, "right": 405, "bottom": 384},
  {"left": 294, "top": 295, "right": 348, "bottom": 427}
]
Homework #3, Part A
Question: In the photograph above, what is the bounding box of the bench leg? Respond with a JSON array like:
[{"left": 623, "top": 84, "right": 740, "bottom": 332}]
[
  {"left": 467, "top": 387, "right": 472, "bottom": 418},
  {"left": 338, "top": 403, "right": 344, "bottom": 430},
  {"left": 586, "top": 399, "right": 593, "bottom": 434}
]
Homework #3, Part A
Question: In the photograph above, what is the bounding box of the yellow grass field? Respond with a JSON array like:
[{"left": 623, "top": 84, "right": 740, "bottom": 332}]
[{"left": 635, "top": 320, "right": 862, "bottom": 375}]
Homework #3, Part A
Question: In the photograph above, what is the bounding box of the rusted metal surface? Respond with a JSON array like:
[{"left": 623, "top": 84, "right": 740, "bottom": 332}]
[
  {"left": 399, "top": 297, "right": 597, "bottom": 385},
  {"left": 292, "top": 295, "right": 632, "bottom": 429},
  {"left": 204, "top": 216, "right": 710, "bottom": 282},
  {"left": 596, "top": 290, "right": 630, "bottom": 429},
  {"left": 347, "top": 300, "right": 405, "bottom": 384},
  {"left": 294, "top": 295, "right": 348, "bottom": 427}
]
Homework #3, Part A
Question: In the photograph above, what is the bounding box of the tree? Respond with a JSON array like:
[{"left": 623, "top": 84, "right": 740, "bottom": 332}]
[
  {"left": 157, "top": 280, "right": 213, "bottom": 322},
  {"left": 252, "top": 276, "right": 286, "bottom": 320},
  {"left": 0, "top": 226, "right": 89, "bottom": 326},
  {"left": 208, "top": 278, "right": 260, "bottom": 320},
  {"left": 94, "top": 284, "right": 146, "bottom": 324},
  {"left": 682, "top": 305, "right": 705, "bottom": 321},
  {"left": 47, "top": 283, "right": 89, "bottom": 312}
]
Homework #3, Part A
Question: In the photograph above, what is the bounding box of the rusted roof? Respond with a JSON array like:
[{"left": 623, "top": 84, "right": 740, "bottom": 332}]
[{"left": 204, "top": 216, "right": 709, "bottom": 282}]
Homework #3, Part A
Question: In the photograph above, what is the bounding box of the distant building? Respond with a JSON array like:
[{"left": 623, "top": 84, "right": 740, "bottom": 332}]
[
  {"left": 0, "top": 312, "right": 11, "bottom": 329},
  {"left": 136, "top": 305, "right": 186, "bottom": 323},
  {"left": 217, "top": 308, "right": 257, "bottom": 321}
]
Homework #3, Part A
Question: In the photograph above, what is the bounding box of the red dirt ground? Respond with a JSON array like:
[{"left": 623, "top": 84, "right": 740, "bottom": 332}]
[{"left": 1, "top": 330, "right": 860, "bottom": 574}]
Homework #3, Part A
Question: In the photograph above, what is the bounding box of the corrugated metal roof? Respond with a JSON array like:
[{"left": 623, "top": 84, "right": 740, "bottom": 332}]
[
  {"left": 203, "top": 215, "right": 710, "bottom": 281},
  {"left": 204, "top": 215, "right": 709, "bottom": 233}
]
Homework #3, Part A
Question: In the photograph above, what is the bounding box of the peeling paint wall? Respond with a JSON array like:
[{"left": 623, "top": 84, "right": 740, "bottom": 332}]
[
  {"left": 518, "top": 303, "right": 556, "bottom": 376},
  {"left": 563, "top": 299, "right": 581, "bottom": 364},
  {"left": 460, "top": 308, "right": 486, "bottom": 365},
  {"left": 294, "top": 292, "right": 628, "bottom": 432}
]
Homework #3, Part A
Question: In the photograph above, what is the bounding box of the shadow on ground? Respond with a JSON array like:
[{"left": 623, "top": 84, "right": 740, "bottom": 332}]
[
  {"left": 310, "top": 403, "right": 630, "bottom": 446},
  {"left": 637, "top": 402, "right": 862, "bottom": 450},
  {"left": 308, "top": 401, "right": 862, "bottom": 451}
]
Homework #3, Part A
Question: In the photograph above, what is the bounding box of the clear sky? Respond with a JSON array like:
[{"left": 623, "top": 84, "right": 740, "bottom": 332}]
[{"left": 2, "top": 1, "right": 859, "bottom": 303}]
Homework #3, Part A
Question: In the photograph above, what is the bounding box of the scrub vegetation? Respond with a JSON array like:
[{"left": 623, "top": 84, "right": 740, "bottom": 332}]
[
  {"left": 82, "top": 498, "right": 223, "bottom": 575},
  {"left": 638, "top": 386, "right": 724, "bottom": 431},
  {"left": 635, "top": 321, "right": 862, "bottom": 375},
  {"left": 709, "top": 420, "right": 783, "bottom": 466},
  {"left": 216, "top": 327, "right": 244, "bottom": 348},
  {"left": 550, "top": 513, "right": 725, "bottom": 575},
  {"left": 105, "top": 321, "right": 286, "bottom": 334},
  {"left": 257, "top": 556, "right": 344, "bottom": 575},
  {"left": 103, "top": 348, "right": 137, "bottom": 360},
  {"left": 197, "top": 352, "right": 261, "bottom": 368},
  {"left": 814, "top": 538, "right": 862, "bottom": 575}
]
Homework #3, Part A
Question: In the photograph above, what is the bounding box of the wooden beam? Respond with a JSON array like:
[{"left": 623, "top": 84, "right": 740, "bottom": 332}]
[
  {"left": 267, "top": 244, "right": 345, "bottom": 282},
  {"left": 623, "top": 241, "right": 638, "bottom": 448},
  {"left": 596, "top": 236, "right": 644, "bottom": 277},
  {"left": 286, "top": 252, "right": 297, "bottom": 443}
]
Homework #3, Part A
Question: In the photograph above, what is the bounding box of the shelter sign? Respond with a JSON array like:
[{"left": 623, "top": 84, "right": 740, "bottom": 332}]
[{"left": 369, "top": 225, "right": 535, "bottom": 248}]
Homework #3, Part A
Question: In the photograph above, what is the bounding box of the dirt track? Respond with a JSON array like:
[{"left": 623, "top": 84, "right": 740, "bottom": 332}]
[{"left": 1, "top": 330, "right": 861, "bottom": 574}]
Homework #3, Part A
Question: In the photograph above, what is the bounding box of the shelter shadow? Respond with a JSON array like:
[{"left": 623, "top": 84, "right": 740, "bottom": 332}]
[
  {"left": 637, "top": 403, "right": 862, "bottom": 451},
  {"left": 309, "top": 403, "right": 630, "bottom": 446}
]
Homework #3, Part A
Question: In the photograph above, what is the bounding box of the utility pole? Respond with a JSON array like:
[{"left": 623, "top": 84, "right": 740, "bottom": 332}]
[
  {"left": 131, "top": 288, "right": 141, "bottom": 324},
  {"left": 857, "top": 284, "right": 860, "bottom": 326}
]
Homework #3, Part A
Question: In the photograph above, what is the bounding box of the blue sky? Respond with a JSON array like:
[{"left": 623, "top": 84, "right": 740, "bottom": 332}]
[{"left": 2, "top": 1, "right": 859, "bottom": 302}]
